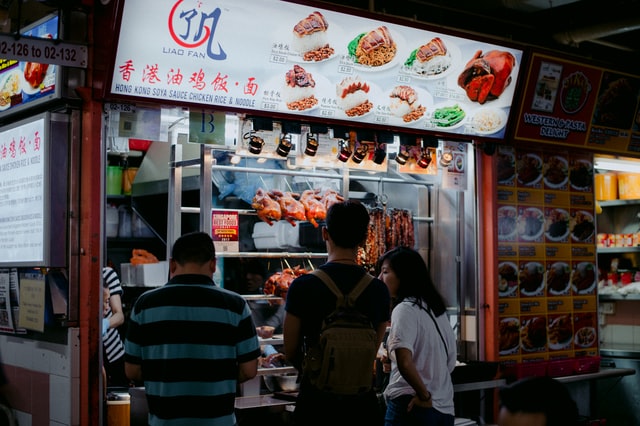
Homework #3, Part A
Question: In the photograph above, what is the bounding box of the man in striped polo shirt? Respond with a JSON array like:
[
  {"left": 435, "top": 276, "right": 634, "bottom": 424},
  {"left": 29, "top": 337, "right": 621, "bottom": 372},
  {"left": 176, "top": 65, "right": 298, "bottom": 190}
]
[{"left": 125, "top": 231, "right": 260, "bottom": 425}]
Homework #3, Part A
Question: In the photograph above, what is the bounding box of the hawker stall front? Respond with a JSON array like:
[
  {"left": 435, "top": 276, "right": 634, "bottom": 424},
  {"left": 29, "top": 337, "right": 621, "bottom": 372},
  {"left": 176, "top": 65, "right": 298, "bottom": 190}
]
[
  {"left": 482, "top": 50, "right": 640, "bottom": 424},
  {"left": 0, "top": 10, "right": 89, "bottom": 426},
  {"left": 95, "top": 0, "right": 530, "bottom": 424}
]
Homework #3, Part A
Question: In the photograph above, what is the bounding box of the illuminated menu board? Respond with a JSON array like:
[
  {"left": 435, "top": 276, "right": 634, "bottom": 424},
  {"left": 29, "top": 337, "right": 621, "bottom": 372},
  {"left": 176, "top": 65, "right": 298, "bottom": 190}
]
[
  {"left": 514, "top": 52, "right": 640, "bottom": 155},
  {"left": 495, "top": 145, "right": 598, "bottom": 365},
  {"left": 0, "top": 14, "right": 61, "bottom": 118},
  {"left": 111, "top": 0, "right": 523, "bottom": 139}
]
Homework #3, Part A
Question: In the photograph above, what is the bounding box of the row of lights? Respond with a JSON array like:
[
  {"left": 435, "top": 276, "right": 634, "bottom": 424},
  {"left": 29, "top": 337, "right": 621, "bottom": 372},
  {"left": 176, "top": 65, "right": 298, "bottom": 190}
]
[{"left": 247, "top": 117, "right": 440, "bottom": 167}]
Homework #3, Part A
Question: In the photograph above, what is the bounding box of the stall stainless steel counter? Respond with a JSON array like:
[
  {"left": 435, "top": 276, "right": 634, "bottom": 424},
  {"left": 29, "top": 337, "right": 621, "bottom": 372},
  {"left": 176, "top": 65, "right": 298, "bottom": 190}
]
[{"left": 595, "top": 346, "right": 640, "bottom": 425}]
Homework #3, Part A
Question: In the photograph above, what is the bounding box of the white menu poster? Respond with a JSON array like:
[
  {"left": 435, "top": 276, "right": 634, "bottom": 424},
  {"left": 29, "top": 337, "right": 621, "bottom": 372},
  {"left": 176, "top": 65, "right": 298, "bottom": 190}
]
[{"left": 0, "top": 117, "right": 45, "bottom": 264}]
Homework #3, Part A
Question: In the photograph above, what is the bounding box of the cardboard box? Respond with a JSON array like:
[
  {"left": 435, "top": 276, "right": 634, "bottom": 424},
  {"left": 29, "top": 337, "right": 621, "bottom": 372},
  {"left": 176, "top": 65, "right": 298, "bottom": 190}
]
[{"left": 121, "top": 261, "right": 169, "bottom": 287}]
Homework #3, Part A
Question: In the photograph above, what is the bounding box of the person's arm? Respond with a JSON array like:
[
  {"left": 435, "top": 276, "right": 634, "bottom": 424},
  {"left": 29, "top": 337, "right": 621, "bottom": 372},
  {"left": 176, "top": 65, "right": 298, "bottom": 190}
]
[
  {"left": 283, "top": 311, "right": 302, "bottom": 370},
  {"left": 124, "top": 362, "right": 143, "bottom": 382},
  {"left": 107, "top": 293, "right": 125, "bottom": 328},
  {"left": 375, "top": 321, "right": 388, "bottom": 350},
  {"left": 395, "top": 347, "right": 433, "bottom": 409},
  {"left": 237, "top": 358, "right": 259, "bottom": 383}
]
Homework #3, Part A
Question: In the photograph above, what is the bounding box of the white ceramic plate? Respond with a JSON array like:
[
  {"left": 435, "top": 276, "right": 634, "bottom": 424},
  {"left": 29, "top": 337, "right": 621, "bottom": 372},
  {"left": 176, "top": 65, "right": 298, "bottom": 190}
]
[
  {"left": 571, "top": 262, "right": 596, "bottom": 294},
  {"left": 545, "top": 208, "right": 570, "bottom": 242},
  {"left": 469, "top": 107, "right": 507, "bottom": 135},
  {"left": 0, "top": 69, "right": 22, "bottom": 111},
  {"left": 520, "top": 316, "right": 547, "bottom": 352},
  {"left": 543, "top": 155, "right": 569, "bottom": 189},
  {"left": 548, "top": 315, "right": 573, "bottom": 350},
  {"left": 518, "top": 207, "right": 545, "bottom": 241},
  {"left": 496, "top": 149, "right": 516, "bottom": 184},
  {"left": 574, "top": 326, "right": 596, "bottom": 348},
  {"left": 497, "top": 205, "right": 518, "bottom": 241},
  {"left": 570, "top": 210, "right": 595, "bottom": 242},
  {"left": 569, "top": 158, "right": 594, "bottom": 190},
  {"left": 344, "top": 26, "right": 407, "bottom": 72},
  {"left": 546, "top": 262, "right": 571, "bottom": 295},
  {"left": 399, "top": 38, "right": 461, "bottom": 81},
  {"left": 386, "top": 85, "right": 433, "bottom": 125},
  {"left": 498, "top": 261, "right": 518, "bottom": 297},
  {"left": 499, "top": 317, "right": 520, "bottom": 355},
  {"left": 429, "top": 102, "right": 467, "bottom": 130},
  {"left": 519, "top": 262, "right": 545, "bottom": 296},
  {"left": 516, "top": 153, "right": 543, "bottom": 186}
]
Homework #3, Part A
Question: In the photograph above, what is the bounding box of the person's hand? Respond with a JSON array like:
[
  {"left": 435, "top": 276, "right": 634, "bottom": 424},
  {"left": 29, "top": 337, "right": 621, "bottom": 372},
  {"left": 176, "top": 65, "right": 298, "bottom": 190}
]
[
  {"left": 102, "top": 318, "right": 110, "bottom": 336},
  {"left": 407, "top": 393, "right": 432, "bottom": 411}
]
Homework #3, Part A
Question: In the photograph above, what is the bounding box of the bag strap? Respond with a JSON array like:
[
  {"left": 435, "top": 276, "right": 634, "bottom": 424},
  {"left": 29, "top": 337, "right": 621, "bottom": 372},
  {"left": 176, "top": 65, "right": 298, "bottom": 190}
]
[
  {"left": 417, "top": 302, "right": 449, "bottom": 358},
  {"left": 311, "top": 269, "right": 373, "bottom": 308}
]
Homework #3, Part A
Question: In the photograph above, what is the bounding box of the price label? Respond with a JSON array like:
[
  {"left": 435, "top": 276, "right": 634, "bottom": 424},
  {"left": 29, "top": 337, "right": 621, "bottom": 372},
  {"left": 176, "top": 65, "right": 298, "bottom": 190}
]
[
  {"left": 0, "top": 34, "right": 88, "bottom": 68},
  {"left": 104, "top": 103, "right": 136, "bottom": 113}
]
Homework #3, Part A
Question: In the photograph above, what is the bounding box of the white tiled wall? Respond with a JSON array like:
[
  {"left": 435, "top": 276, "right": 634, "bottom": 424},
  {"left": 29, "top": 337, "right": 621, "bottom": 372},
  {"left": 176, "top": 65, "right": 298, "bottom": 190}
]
[{"left": 0, "top": 328, "right": 80, "bottom": 426}]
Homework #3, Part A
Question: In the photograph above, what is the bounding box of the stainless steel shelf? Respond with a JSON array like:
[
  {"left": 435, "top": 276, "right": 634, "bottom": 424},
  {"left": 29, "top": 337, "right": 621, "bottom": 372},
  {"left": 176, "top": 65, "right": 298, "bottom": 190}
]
[
  {"left": 599, "top": 293, "right": 640, "bottom": 300},
  {"left": 597, "top": 247, "right": 640, "bottom": 254},
  {"left": 598, "top": 199, "right": 640, "bottom": 208}
]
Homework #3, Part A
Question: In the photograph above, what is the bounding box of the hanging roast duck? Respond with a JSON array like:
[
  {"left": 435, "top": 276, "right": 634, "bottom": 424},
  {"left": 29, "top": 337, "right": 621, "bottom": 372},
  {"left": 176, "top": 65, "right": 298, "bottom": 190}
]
[{"left": 457, "top": 50, "right": 516, "bottom": 104}]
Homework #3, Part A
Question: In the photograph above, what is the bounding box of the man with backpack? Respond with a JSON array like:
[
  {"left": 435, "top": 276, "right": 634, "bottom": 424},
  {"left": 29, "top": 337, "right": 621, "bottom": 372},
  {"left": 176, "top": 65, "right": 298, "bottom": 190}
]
[{"left": 284, "top": 200, "right": 391, "bottom": 426}]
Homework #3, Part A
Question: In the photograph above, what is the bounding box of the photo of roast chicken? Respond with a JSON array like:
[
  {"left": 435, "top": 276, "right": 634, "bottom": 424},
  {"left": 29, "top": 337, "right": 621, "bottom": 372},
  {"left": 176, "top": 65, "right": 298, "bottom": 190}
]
[
  {"left": 269, "top": 190, "right": 307, "bottom": 226},
  {"left": 252, "top": 188, "right": 282, "bottom": 226},
  {"left": 299, "top": 189, "right": 327, "bottom": 228},
  {"left": 252, "top": 187, "right": 343, "bottom": 227},
  {"left": 457, "top": 50, "right": 516, "bottom": 104}
]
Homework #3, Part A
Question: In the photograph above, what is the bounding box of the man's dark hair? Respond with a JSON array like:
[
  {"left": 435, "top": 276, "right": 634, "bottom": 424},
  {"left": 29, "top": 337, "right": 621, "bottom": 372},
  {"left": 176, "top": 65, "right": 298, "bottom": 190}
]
[
  {"left": 171, "top": 231, "right": 216, "bottom": 265},
  {"left": 325, "top": 200, "right": 369, "bottom": 249},
  {"left": 499, "top": 376, "right": 579, "bottom": 426}
]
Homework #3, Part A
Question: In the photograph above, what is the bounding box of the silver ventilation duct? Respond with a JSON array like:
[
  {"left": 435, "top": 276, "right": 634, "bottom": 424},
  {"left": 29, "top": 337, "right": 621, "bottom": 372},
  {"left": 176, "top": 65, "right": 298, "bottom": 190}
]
[{"left": 553, "top": 17, "right": 640, "bottom": 50}]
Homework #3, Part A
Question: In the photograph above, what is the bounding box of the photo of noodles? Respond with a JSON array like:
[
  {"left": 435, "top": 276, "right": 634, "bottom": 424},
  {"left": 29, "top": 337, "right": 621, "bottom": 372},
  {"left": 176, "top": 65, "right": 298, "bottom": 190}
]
[{"left": 348, "top": 26, "right": 397, "bottom": 67}]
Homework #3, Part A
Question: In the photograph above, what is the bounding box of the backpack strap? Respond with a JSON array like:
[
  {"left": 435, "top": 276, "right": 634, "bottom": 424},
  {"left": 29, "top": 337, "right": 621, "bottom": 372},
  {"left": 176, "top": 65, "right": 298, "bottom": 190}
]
[{"left": 311, "top": 269, "right": 374, "bottom": 308}]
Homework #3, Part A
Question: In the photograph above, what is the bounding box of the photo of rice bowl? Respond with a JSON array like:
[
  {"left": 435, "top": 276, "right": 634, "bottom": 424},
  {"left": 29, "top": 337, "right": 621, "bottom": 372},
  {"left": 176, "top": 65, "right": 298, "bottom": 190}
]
[
  {"left": 336, "top": 75, "right": 374, "bottom": 117},
  {"left": 290, "top": 11, "right": 336, "bottom": 62},
  {"left": 469, "top": 107, "right": 507, "bottom": 135},
  {"left": 282, "top": 64, "right": 318, "bottom": 111},
  {"left": 388, "top": 85, "right": 428, "bottom": 123},
  {"left": 401, "top": 37, "right": 458, "bottom": 79}
]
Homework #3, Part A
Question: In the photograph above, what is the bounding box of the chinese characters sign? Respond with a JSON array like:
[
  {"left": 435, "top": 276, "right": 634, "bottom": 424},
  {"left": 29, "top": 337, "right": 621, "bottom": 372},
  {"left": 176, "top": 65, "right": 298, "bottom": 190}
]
[
  {"left": 111, "top": 0, "right": 523, "bottom": 139},
  {"left": 0, "top": 117, "right": 45, "bottom": 264}
]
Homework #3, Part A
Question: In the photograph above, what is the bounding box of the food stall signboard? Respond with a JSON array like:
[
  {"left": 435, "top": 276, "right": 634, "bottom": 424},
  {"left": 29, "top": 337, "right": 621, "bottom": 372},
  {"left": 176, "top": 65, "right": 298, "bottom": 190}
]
[
  {"left": 514, "top": 52, "right": 640, "bottom": 155},
  {"left": 0, "top": 14, "right": 67, "bottom": 118},
  {"left": 110, "top": 0, "right": 523, "bottom": 139}
]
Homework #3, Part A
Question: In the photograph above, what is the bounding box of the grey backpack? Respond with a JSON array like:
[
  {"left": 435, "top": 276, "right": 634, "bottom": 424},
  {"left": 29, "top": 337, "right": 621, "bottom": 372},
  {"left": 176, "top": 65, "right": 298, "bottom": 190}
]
[{"left": 303, "top": 269, "right": 378, "bottom": 395}]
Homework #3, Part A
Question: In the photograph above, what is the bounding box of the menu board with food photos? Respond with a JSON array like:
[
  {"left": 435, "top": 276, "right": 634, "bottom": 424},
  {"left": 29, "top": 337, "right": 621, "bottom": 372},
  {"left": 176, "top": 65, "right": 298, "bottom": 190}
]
[
  {"left": 0, "top": 14, "right": 60, "bottom": 118},
  {"left": 110, "top": 0, "right": 523, "bottom": 140},
  {"left": 514, "top": 52, "right": 640, "bottom": 156},
  {"left": 496, "top": 145, "right": 598, "bottom": 365}
]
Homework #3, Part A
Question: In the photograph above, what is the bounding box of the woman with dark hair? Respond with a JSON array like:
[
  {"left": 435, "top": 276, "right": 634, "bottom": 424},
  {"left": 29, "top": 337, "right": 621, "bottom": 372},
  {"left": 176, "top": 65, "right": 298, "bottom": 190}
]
[{"left": 378, "top": 246, "right": 457, "bottom": 426}]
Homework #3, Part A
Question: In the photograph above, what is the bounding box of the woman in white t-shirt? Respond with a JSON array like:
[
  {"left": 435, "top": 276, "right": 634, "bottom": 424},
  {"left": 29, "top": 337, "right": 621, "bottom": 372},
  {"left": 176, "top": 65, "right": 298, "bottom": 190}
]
[{"left": 378, "top": 247, "right": 457, "bottom": 426}]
